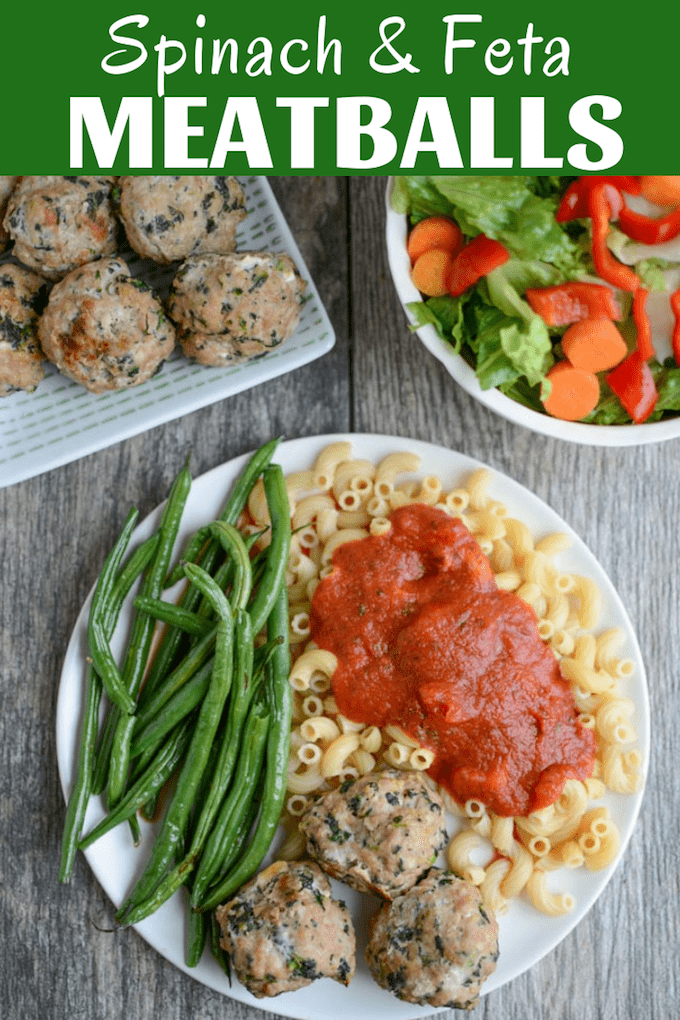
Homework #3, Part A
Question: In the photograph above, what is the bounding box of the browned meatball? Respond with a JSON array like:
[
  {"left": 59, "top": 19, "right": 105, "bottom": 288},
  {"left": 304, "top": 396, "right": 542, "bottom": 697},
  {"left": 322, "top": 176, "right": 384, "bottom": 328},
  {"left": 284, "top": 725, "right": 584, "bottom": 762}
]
[
  {"left": 167, "top": 251, "right": 306, "bottom": 366},
  {"left": 3, "top": 176, "right": 117, "bottom": 280},
  {"left": 299, "top": 769, "right": 448, "bottom": 900},
  {"left": 117, "top": 175, "right": 247, "bottom": 264},
  {"left": 0, "top": 264, "right": 48, "bottom": 396},
  {"left": 0, "top": 176, "right": 18, "bottom": 252},
  {"left": 215, "top": 860, "right": 355, "bottom": 999},
  {"left": 39, "top": 257, "right": 175, "bottom": 393},
  {"left": 366, "top": 869, "right": 499, "bottom": 1010}
]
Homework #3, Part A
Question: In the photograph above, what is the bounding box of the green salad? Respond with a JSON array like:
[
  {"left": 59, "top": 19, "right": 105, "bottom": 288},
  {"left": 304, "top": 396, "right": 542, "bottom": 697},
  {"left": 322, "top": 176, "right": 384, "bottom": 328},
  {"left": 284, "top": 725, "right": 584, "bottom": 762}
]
[{"left": 392, "top": 175, "right": 680, "bottom": 424}]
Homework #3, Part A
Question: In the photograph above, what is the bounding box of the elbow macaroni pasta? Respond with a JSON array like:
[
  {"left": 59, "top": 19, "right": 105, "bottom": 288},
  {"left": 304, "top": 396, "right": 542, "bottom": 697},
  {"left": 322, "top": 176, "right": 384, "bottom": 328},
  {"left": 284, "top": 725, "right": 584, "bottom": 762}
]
[{"left": 239, "top": 442, "right": 643, "bottom": 916}]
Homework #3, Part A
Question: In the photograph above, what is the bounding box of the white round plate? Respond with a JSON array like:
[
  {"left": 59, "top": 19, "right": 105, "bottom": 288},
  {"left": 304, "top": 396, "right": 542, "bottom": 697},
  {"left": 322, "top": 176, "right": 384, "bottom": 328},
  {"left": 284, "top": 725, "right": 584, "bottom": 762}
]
[
  {"left": 385, "top": 178, "right": 680, "bottom": 447},
  {"left": 56, "top": 433, "right": 649, "bottom": 1019}
]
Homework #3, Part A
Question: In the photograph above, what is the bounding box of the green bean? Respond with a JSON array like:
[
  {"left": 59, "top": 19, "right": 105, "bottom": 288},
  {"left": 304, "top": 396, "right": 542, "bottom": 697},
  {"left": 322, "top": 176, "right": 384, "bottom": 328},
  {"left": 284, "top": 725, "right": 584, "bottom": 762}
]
[
  {"left": 185, "top": 610, "right": 256, "bottom": 911},
  {"left": 186, "top": 905, "right": 208, "bottom": 968},
  {"left": 132, "top": 596, "right": 212, "bottom": 638},
  {"left": 136, "top": 589, "right": 196, "bottom": 707},
  {"left": 139, "top": 792, "right": 160, "bottom": 823},
  {"left": 86, "top": 508, "right": 140, "bottom": 715},
  {"left": 191, "top": 702, "right": 269, "bottom": 909},
  {"left": 110, "top": 535, "right": 162, "bottom": 624},
  {"left": 213, "top": 781, "right": 262, "bottom": 881},
  {"left": 128, "top": 814, "right": 142, "bottom": 846},
  {"left": 210, "top": 913, "right": 231, "bottom": 979},
  {"left": 220, "top": 436, "right": 282, "bottom": 526},
  {"left": 194, "top": 557, "right": 234, "bottom": 621},
  {"left": 189, "top": 610, "right": 255, "bottom": 850},
  {"left": 208, "top": 521, "right": 253, "bottom": 612},
  {"left": 183, "top": 731, "right": 224, "bottom": 968},
  {"left": 58, "top": 664, "right": 102, "bottom": 882},
  {"left": 199, "top": 585, "right": 291, "bottom": 912},
  {"left": 193, "top": 529, "right": 264, "bottom": 622},
  {"left": 116, "top": 565, "right": 234, "bottom": 924},
  {"left": 165, "top": 525, "right": 211, "bottom": 588},
  {"left": 89, "top": 534, "right": 162, "bottom": 797},
  {"left": 252, "top": 634, "right": 284, "bottom": 673},
  {"left": 181, "top": 437, "right": 280, "bottom": 604},
  {"left": 247, "top": 465, "right": 291, "bottom": 636},
  {"left": 59, "top": 532, "right": 160, "bottom": 881},
  {"left": 132, "top": 624, "right": 217, "bottom": 726},
  {"left": 107, "top": 461, "right": 192, "bottom": 808},
  {"left": 129, "top": 661, "right": 213, "bottom": 760},
  {"left": 122, "top": 702, "right": 269, "bottom": 926},
  {"left": 78, "top": 720, "right": 192, "bottom": 851},
  {"left": 164, "top": 437, "right": 280, "bottom": 589}
]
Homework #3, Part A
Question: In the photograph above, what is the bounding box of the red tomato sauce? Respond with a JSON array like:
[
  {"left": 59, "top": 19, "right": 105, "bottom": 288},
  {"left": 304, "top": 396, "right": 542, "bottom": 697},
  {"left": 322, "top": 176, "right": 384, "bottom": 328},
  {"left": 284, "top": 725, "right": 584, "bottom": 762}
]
[{"left": 310, "top": 504, "right": 596, "bottom": 817}]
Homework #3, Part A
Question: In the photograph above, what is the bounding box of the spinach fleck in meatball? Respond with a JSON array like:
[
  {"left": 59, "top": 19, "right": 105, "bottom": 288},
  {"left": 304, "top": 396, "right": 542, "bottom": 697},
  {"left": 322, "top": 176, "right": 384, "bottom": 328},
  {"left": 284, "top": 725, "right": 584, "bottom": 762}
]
[
  {"left": 366, "top": 869, "right": 499, "bottom": 1010},
  {"left": 3, "top": 175, "right": 117, "bottom": 280},
  {"left": 299, "top": 769, "right": 448, "bottom": 900},
  {"left": 0, "top": 176, "right": 18, "bottom": 252},
  {"left": 168, "top": 251, "right": 306, "bottom": 366},
  {"left": 215, "top": 860, "right": 355, "bottom": 999},
  {"left": 38, "top": 257, "right": 175, "bottom": 393},
  {"left": 117, "top": 175, "right": 247, "bottom": 264},
  {"left": 0, "top": 264, "right": 48, "bottom": 397}
]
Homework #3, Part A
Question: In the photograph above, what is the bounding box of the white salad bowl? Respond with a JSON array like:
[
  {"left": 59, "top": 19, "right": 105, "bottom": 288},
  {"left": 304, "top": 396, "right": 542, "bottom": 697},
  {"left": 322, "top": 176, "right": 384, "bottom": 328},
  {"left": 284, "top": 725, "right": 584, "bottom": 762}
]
[{"left": 385, "top": 178, "right": 680, "bottom": 447}]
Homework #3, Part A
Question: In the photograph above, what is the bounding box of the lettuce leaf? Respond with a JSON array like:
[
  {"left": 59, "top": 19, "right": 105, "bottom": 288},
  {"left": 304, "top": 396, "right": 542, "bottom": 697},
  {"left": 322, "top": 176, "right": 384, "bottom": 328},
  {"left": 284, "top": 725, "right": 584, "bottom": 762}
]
[
  {"left": 483, "top": 262, "right": 555, "bottom": 387},
  {"left": 407, "top": 259, "right": 556, "bottom": 391},
  {"left": 582, "top": 359, "right": 680, "bottom": 424},
  {"left": 650, "top": 361, "right": 680, "bottom": 418},
  {"left": 429, "top": 176, "right": 529, "bottom": 237},
  {"left": 391, "top": 176, "right": 457, "bottom": 222},
  {"left": 397, "top": 175, "right": 588, "bottom": 276},
  {"left": 634, "top": 258, "right": 674, "bottom": 292},
  {"left": 407, "top": 294, "right": 467, "bottom": 352},
  {"left": 465, "top": 302, "right": 521, "bottom": 390},
  {"left": 501, "top": 195, "right": 588, "bottom": 276}
]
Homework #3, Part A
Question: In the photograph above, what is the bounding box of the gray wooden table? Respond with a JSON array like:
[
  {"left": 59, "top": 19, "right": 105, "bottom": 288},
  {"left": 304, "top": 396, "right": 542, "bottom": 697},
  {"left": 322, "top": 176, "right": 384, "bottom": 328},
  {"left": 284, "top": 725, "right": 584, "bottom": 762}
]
[{"left": 1, "top": 177, "right": 677, "bottom": 1020}]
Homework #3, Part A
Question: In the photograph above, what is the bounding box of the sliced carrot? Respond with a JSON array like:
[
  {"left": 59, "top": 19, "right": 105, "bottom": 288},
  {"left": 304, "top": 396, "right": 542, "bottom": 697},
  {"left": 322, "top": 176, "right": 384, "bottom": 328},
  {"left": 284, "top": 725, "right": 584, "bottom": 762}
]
[
  {"left": 560, "top": 318, "right": 627, "bottom": 373},
  {"left": 407, "top": 217, "right": 463, "bottom": 265},
  {"left": 542, "top": 361, "right": 600, "bottom": 421},
  {"left": 639, "top": 176, "right": 680, "bottom": 207},
  {"left": 411, "top": 249, "right": 455, "bottom": 297}
]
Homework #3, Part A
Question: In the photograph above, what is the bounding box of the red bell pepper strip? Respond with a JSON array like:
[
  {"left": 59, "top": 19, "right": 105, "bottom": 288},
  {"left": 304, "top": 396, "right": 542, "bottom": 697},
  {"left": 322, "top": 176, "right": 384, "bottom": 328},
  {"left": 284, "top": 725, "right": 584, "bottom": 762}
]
[
  {"left": 447, "top": 234, "right": 510, "bottom": 298},
  {"left": 612, "top": 176, "right": 643, "bottom": 196},
  {"left": 556, "top": 177, "right": 641, "bottom": 222},
  {"left": 606, "top": 352, "right": 658, "bottom": 423},
  {"left": 617, "top": 204, "right": 680, "bottom": 246},
  {"left": 632, "top": 288, "right": 654, "bottom": 361},
  {"left": 588, "top": 184, "right": 640, "bottom": 294},
  {"left": 525, "top": 282, "right": 621, "bottom": 326},
  {"left": 671, "top": 288, "right": 680, "bottom": 368}
]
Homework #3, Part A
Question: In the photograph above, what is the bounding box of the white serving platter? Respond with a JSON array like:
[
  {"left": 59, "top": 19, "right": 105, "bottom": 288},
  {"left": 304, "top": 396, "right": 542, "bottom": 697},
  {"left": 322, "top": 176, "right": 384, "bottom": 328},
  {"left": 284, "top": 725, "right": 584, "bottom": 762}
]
[{"left": 0, "top": 178, "right": 335, "bottom": 488}]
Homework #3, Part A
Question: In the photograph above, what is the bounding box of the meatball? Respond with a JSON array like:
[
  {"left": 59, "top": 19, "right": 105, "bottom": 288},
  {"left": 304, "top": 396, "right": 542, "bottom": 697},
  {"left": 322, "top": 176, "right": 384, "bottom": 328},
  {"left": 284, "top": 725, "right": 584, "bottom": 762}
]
[
  {"left": 0, "top": 176, "right": 18, "bottom": 251},
  {"left": 3, "top": 175, "right": 117, "bottom": 280},
  {"left": 215, "top": 860, "right": 355, "bottom": 999},
  {"left": 0, "top": 264, "right": 48, "bottom": 397},
  {"left": 117, "top": 175, "right": 247, "bottom": 264},
  {"left": 366, "top": 869, "right": 499, "bottom": 1011},
  {"left": 299, "top": 769, "right": 448, "bottom": 900},
  {"left": 38, "top": 257, "right": 175, "bottom": 393},
  {"left": 168, "top": 251, "right": 306, "bottom": 367}
]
